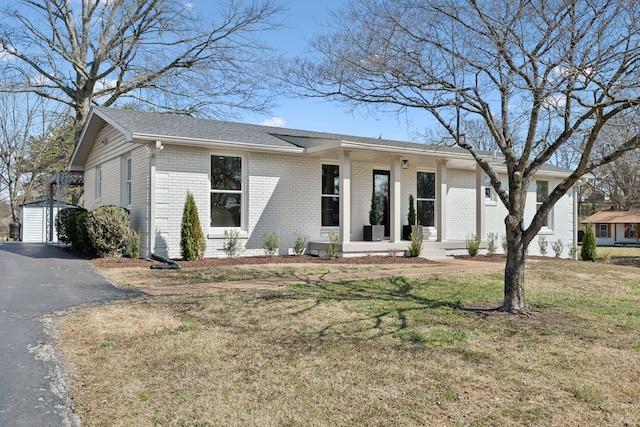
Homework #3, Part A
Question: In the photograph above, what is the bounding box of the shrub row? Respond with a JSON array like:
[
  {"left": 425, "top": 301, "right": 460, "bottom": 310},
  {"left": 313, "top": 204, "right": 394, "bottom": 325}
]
[{"left": 56, "top": 206, "right": 140, "bottom": 258}]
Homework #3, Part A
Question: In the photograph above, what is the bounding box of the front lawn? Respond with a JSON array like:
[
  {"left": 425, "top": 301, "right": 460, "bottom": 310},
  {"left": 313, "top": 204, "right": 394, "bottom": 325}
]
[{"left": 57, "top": 259, "right": 640, "bottom": 426}]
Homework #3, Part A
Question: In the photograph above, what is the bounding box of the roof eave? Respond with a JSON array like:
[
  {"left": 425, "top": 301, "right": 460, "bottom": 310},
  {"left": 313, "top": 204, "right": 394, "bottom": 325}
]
[
  {"left": 133, "top": 133, "right": 305, "bottom": 154},
  {"left": 68, "top": 107, "right": 134, "bottom": 170}
]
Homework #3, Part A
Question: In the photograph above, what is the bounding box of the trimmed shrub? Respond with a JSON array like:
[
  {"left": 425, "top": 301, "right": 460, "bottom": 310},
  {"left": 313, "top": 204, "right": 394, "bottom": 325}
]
[
  {"left": 407, "top": 230, "right": 424, "bottom": 257},
  {"left": 222, "top": 229, "right": 241, "bottom": 257},
  {"left": 180, "top": 193, "right": 206, "bottom": 261},
  {"left": 293, "top": 232, "right": 309, "bottom": 256},
  {"left": 466, "top": 233, "right": 481, "bottom": 257},
  {"left": 369, "top": 192, "right": 380, "bottom": 225},
  {"left": 552, "top": 239, "right": 564, "bottom": 258},
  {"left": 581, "top": 224, "right": 597, "bottom": 261},
  {"left": 408, "top": 194, "right": 417, "bottom": 225},
  {"left": 74, "top": 210, "right": 93, "bottom": 253},
  {"left": 538, "top": 236, "right": 548, "bottom": 256},
  {"left": 85, "top": 206, "right": 130, "bottom": 257},
  {"left": 125, "top": 228, "right": 141, "bottom": 259},
  {"left": 56, "top": 207, "right": 89, "bottom": 251},
  {"left": 327, "top": 231, "right": 339, "bottom": 259},
  {"left": 263, "top": 231, "right": 279, "bottom": 256},
  {"left": 487, "top": 232, "right": 498, "bottom": 255}
]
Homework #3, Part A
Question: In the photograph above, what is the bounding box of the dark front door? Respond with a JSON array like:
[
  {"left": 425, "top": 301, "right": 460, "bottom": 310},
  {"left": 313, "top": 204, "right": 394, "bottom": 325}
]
[{"left": 373, "top": 170, "right": 390, "bottom": 238}]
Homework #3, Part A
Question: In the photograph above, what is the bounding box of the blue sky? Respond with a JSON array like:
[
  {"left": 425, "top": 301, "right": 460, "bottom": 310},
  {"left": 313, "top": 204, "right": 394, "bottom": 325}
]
[{"left": 195, "top": 0, "right": 433, "bottom": 142}]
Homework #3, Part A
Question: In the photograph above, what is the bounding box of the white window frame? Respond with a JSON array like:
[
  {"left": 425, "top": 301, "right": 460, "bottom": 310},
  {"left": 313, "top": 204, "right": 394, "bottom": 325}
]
[
  {"left": 95, "top": 165, "right": 102, "bottom": 200},
  {"left": 624, "top": 223, "right": 637, "bottom": 239},
  {"left": 122, "top": 156, "right": 132, "bottom": 208},
  {"left": 321, "top": 163, "right": 340, "bottom": 227},
  {"left": 210, "top": 154, "right": 244, "bottom": 230},
  {"left": 536, "top": 179, "right": 553, "bottom": 230},
  {"left": 416, "top": 170, "right": 436, "bottom": 227},
  {"left": 598, "top": 224, "right": 609, "bottom": 239},
  {"left": 484, "top": 174, "right": 498, "bottom": 205}
]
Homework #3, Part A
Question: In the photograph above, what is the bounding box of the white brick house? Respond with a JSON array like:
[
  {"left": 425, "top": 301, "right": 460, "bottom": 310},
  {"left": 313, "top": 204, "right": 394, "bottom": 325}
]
[{"left": 68, "top": 106, "right": 577, "bottom": 258}]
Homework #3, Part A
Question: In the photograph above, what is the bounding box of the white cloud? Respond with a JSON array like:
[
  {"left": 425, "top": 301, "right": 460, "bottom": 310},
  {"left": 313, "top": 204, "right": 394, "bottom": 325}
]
[
  {"left": 260, "top": 117, "right": 286, "bottom": 127},
  {"left": 183, "top": 2, "right": 194, "bottom": 10},
  {"left": 95, "top": 78, "right": 118, "bottom": 91}
]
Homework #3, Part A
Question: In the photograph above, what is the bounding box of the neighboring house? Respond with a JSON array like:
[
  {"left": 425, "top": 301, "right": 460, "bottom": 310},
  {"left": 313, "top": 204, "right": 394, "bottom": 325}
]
[
  {"left": 20, "top": 200, "right": 78, "bottom": 243},
  {"left": 67, "top": 106, "right": 577, "bottom": 258},
  {"left": 581, "top": 210, "right": 640, "bottom": 246}
]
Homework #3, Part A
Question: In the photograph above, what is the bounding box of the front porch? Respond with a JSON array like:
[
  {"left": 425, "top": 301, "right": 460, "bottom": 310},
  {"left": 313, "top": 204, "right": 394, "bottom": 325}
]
[{"left": 307, "top": 239, "right": 477, "bottom": 259}]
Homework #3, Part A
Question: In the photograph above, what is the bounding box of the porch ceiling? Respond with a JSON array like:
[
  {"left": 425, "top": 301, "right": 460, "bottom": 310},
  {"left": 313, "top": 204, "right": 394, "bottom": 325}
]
[{"left": 307, "top": 145, "right": 478, "bottom": 170}]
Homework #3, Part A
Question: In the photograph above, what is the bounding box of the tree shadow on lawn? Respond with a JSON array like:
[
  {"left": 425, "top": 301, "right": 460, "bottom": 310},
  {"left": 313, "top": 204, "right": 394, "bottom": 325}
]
[{"left": 256, "top": 275, "right": 485, "bottom": 342}]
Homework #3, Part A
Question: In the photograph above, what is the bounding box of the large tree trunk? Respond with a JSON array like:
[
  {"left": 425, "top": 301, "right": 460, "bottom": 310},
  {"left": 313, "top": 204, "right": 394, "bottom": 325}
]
[
  {"left": 502, "top": 214, "right": 527, "bottom": 312},
  {"left": 503, "top": 240, "right": 527, "bottom": 312}
]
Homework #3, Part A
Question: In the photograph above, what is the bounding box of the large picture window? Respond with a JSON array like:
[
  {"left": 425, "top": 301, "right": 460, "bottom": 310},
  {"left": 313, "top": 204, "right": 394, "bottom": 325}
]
[
  {"left": 210, "top": 155, "right": 242, "bottom": 227},
  {"left": 322, "top": 164, "right": 339, "bottom": 226},
  {"left": 536, "top": 180, "right": 549, "bottom": 227},
  {"left": 417, "top": 172, "right": 436, "bottom": 227}
]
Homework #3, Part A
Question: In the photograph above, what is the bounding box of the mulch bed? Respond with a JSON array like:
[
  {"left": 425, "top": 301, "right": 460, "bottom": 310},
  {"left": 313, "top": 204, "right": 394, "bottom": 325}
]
[
  {"left": 453, "top": 254, "right": 569, "bottom": 262},
  {"left": 89, "top": 254, "right": 437, "bottom": 269}
]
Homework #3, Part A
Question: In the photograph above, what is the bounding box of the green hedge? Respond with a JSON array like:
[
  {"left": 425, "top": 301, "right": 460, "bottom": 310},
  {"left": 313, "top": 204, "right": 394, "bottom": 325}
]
[
  {"left": 58, "top": 206, "right": 137, "bottom": 258},
  {"left": 56, "top": 207, "right": 90, "bottom": 252},
  {"left": 85, "top": 206, "right": 131, "bottom": 257}
]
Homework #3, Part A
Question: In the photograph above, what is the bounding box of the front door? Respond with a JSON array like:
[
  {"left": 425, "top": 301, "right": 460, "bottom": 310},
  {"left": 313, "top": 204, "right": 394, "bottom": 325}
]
[{"left": 373, "top": 170, "right": 390, "bottom": 238}]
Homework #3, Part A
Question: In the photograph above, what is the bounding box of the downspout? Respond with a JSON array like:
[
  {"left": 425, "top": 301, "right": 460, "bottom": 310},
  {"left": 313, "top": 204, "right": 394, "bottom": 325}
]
[
  {"left": 148, "top": 140, "right": 163, "bottom": 257},
  {"left": 573, "top": 182, "right": 578, "bottom": 260}
]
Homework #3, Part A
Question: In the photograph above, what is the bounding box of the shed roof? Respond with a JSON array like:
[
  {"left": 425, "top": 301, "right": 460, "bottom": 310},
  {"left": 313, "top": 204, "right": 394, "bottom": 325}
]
[{"left": 581, "top": 210, "right": 640, "bottom": 224}]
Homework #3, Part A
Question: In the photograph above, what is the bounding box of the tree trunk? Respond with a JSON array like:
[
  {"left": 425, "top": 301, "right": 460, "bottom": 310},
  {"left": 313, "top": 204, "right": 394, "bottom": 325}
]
[
  {"left": 503, "top": 240, "right": 526, "bottom": 312},
  {"left": 502, "top": 215, "right": 527, "bottom": 312}
]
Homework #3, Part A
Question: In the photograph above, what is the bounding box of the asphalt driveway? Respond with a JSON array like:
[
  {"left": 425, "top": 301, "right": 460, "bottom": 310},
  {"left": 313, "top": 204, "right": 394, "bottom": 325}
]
[{"left": 0, "top": 243, "right": 141, "bottom": 427}]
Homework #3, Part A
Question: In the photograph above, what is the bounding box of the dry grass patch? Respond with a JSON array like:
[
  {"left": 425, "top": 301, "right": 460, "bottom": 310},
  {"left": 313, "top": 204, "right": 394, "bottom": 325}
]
[
  {"left": 57, "top": 260, "right": 640, "bottom": 426},
  {"left": 98, "top": 263, "right": 436, "bottom": 292}
]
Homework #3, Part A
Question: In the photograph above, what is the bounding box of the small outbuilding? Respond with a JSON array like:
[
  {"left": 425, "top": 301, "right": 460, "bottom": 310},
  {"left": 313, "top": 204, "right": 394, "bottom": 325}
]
[{"left": 19, "top": 200, "right": 79, "bottom": 243}]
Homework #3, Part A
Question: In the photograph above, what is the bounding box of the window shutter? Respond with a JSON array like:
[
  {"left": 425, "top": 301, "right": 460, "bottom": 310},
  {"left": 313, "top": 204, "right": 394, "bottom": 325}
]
[{"left": 607, "top": 224, "right": 611, "bottom": 238}]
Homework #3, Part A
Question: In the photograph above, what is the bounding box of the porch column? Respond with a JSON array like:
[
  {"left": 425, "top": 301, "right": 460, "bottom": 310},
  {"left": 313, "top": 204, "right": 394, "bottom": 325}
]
[
  {"left": 390, "top": 157, "right": 402, "bottom": 242},
  {"left": 339, "top": 150, "right": 351, "bottom": 244},
  {"left": 475, "top": 165, "right": 486, "bottom": 240},
  {"left": 436, "top": 160, "right": 447, "bottom": 241}
]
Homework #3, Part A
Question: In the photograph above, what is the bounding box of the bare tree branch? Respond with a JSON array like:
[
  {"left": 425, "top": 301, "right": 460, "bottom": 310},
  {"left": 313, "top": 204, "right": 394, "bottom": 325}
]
[
  {"left": 0, "top": 0, "right": 285, "bottom": 133},
  {"left": 284, "top": 0, "right": 640, "bottom": 312}
]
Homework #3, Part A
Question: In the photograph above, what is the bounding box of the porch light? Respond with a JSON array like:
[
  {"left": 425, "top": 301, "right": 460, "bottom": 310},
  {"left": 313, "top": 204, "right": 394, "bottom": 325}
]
[{"left": 401, "top": 159, "right": 409, "bottom": 169}]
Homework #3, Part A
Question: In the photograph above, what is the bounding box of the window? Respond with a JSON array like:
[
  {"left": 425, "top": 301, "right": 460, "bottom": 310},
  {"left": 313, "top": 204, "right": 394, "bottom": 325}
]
[
  {"left": 598, "top": 224, "right": 609, "bottom": 238},
  {"left": 417, "top": 171, "right": 436, "bottom": 227},
  {"left": 95, "top": 166, "right": 102, "bottom": 200},
  {"left": 484, "top": 175, "right": 492, "bottom": 199},
  {"left": 122, "top": 156, "right": 132, "bottom": 207},
  {"left": 624, "top": 224, "right": 637, "bottom": 239},
  {"left": 536, "top": 180, "right": 549, "bottom": 227},
  {"left": 321, "top": 164, "right": 339, "bottom": 226},
  {"left": 210, "top": 155, "right": 242, "bottom": 227}
]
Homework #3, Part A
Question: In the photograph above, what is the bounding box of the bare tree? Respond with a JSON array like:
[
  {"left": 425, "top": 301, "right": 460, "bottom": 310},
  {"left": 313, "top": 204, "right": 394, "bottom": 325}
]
[
  {"left": 288, "top": 0, "right": 640, "bottom": 312},
  {"left": 0, "top": 0, "right": 284, "bottom": 135},
  {"left": 598, "top": 153, "right": 640, "bottom": 211},
  {"left": 0, "top": 91, "right": 58, "bottom": 221}
]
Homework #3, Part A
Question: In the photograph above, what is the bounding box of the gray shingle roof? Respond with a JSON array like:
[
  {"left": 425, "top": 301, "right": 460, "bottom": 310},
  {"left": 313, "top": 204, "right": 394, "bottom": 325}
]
[
  {"left": 94, "top": 106, "right": 466, "bottom": 154},
  {"left": 92, "top": 106, "right": 572, "bottom": 175}
]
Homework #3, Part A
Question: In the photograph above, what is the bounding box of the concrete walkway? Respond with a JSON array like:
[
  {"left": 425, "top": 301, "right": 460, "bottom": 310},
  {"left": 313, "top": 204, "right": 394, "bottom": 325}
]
[{"left": 137, "top": 258, "right": 505, "bottom": 296}]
